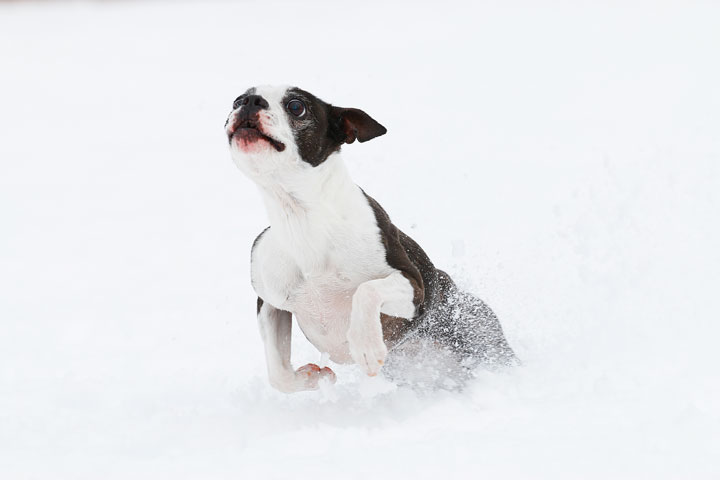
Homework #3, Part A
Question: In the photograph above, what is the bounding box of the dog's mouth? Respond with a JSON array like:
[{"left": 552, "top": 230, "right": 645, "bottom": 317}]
[{"left": 230, "top": 119, "right": 286, "bottom": 152}]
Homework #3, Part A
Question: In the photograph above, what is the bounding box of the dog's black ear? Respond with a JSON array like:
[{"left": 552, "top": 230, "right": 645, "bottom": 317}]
[{"left": 330, "top": 106, "right": 387, "bottom": 144}]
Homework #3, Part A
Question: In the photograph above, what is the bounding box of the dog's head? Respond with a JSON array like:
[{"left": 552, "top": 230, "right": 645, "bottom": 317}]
[{"left": 225, "top": 85, "right": 386, "bottom": 182}]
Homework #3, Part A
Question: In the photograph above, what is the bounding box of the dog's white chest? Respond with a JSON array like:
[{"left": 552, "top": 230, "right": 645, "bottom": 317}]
[
  {"left": 287, "top": 270, "right": 357, "bottom": 362},
  {"left": 247, "top": 173, "right": 397, "bottom": 363},
  {"left": 252, "top": 226, "right": 393, "bottom": 363}
]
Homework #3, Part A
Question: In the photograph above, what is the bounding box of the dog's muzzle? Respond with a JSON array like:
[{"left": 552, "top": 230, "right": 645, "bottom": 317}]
[{"left": 228, "top": 115, "right": 285, "bottom": 152}]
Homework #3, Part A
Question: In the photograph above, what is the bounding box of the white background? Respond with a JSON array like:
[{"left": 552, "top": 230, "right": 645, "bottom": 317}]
[{"left": 1, "top": 1, "right": 718, "bottom": 478}]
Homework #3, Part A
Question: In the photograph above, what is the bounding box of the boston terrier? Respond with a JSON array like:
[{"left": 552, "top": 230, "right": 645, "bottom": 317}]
[{"left": 225, "top": 86, "right": 516, "bottom": 393}]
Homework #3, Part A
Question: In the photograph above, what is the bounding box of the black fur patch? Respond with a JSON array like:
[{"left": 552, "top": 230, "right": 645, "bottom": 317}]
[{"left": 282, "top": 88, "right": 386, "bottom": 166}]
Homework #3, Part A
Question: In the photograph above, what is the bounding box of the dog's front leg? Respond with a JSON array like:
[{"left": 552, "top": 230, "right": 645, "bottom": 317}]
[
  {"left": 348, "top": 272, "right": 417, "bottom": 376},
  {"left": 257, "top": 299, "right": 336, "bottom": 393}
]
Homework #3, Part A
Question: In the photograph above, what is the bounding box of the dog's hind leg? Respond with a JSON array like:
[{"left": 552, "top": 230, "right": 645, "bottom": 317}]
[
  {"left": 421, "top": 271, "right": 518, "bottom": 368},
  {"left": 451, "top": 291, "right": 518, "bottom": 367}
]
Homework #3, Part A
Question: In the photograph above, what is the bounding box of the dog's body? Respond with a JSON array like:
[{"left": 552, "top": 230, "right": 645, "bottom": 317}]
[{"left": 226, "top": 85, "right": 515, "bottom": 393}]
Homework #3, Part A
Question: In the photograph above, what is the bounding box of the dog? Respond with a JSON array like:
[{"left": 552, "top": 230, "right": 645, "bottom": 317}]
[{"left": 225, "top": 86, "right": 516, "bottom": 393}]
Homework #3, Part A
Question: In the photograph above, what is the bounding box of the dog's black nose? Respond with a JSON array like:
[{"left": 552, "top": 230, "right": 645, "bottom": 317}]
[{"left": 239, "top": 95, "right": 269, "bottom": 111}]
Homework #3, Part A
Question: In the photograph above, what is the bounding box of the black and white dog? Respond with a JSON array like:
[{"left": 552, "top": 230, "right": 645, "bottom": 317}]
[{"left": 225, "top": 86, "right": 515, "bottom": 393}]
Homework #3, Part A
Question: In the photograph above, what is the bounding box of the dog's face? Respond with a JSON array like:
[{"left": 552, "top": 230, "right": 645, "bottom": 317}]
[{"left": 225, "top": 85, "right": 386, "bottom": 183}]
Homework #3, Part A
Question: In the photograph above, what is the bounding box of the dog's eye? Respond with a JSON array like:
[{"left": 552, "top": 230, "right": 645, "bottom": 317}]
[
  {"left": 233, "top": 96, "right": 246, "bottom": 110},
  {"left": 286, "top": 99, "right": 306, "bottom": 117}
]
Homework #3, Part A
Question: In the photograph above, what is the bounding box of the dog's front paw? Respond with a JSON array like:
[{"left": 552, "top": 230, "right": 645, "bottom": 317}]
[
  {"left": 347, "top": 327, "right": 388, "bottom": 377},
  {"left": 295, "top": 363, "right": 337, "bottom": 389}
]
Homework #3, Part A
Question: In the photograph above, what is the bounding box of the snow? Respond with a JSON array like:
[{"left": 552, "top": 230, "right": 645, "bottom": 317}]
[{"left": 1, "top": 0, "right": 719, "bottom": 478}]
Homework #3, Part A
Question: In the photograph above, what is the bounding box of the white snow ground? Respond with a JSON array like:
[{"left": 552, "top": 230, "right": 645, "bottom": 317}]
[{"left": 1, "top": 1, "right": 719, "bottom": 478}]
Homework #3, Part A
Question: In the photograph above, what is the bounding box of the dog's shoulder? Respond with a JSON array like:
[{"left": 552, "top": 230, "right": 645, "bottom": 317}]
[
  {"left": 250, "top": 226, "right": 273, "bottom": 273},
  {"left": 249, "top": 226, "right": 295, "bottom": 308},
  {"left": 252, "top": 226, "right": 271, "bottom": 252}
]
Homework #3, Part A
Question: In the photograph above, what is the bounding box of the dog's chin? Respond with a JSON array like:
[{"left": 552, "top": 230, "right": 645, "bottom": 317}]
[{"left": 231, "top": 128, "right": 285, "bottom": 154}]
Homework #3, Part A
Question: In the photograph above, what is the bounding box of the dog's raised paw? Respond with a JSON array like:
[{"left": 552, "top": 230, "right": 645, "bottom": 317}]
[{"left": 347, "top": 333, "right": 388, "bottom": 377}]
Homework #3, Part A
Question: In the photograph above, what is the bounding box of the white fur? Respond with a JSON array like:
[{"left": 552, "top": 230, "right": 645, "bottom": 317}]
[
  {"left": 348, "top": 271, "right": 416, "bottom": 376},
  {"left": 228, "top": 85, "right": 417, "bottom": 391},
  {"left": 257, "top": 301, "right": 334, "bottom": 393},
  {"left": 227, "top": 85, "right": 304, "bottom": 183}
]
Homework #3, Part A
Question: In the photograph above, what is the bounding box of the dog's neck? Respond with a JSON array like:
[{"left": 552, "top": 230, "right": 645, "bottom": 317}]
[{"left": 255, "top": 152, "right": 366, "bottom": 270}]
